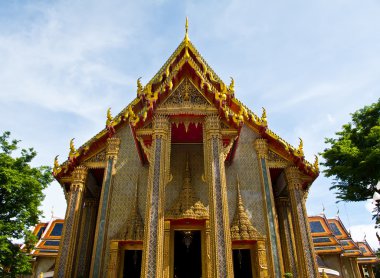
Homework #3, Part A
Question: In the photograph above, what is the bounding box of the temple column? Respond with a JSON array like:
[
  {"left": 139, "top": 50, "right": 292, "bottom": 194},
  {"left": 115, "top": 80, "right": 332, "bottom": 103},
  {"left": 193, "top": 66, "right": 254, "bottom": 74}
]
[
  {"left": 285, "top": 166, "right": 319, "bottom": 278},
  {"left": 203, "top": 115, "right": 233, "bottom": 278},
  {"left": 74, "top": 198, "right": 99, "bottom": 278},
  {"left": 54, "top": 166, "right": 88, "bottom": 278},
  {"left": 275, "top": 197, "right": 298, "bottom": 276},
  {"left": 257, "top": 239, "right": 269, "bottom": 278},
  {"left": 107, "top": 241, "right": 120, "bottom": 278},
  {"left": 90, "top": 137, "right": 121, "bottom": 278},
  {"left": 350, "top": 258, "right": 362, "bottom": 278},
  {"left": 254, "top": 139, "right": 283, "bottom": 277},
  {"left": 163, "top": 220, "right": 171, "bottom": 278},
  {"left": 367, "top": 264, "right": 375, "bottom": 278},
  {"left": 141, "top": 115, "right": 171, "bottom": 278}
]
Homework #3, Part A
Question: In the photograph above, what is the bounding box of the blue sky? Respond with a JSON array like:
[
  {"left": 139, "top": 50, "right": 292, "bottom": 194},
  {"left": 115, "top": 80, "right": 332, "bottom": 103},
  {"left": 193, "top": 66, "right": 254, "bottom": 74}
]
[{"left": 0, "top": 0, "right": 379, "bottom": 248}]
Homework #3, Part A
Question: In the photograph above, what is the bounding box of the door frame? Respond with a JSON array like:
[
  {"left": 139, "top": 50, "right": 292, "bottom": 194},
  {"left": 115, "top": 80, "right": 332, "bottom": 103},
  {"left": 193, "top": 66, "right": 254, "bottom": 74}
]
[{"left": 163, "top": 219, "right": 211, "bottom": 278}]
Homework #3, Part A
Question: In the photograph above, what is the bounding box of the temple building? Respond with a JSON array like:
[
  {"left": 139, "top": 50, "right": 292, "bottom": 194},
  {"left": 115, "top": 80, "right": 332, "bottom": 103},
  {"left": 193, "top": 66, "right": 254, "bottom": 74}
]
[
  {"left": 309, "top": 215, "right": 379, "bottom": 278},
  {"left": 22, "top": 218, "right": 63, "bottom": 278},
  {"left": 51, "top": 21, "right": 322, "bottom": 278}
]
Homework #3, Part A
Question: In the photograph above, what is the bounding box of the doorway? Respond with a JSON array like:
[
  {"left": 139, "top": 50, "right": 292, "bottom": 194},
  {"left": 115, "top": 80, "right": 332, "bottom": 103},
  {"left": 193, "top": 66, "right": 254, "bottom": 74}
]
[
  {"left": 173, "top": 230, "right": 202, "bottom": 278},
  {"left": 233, "top": 249, "right": 253, "bottom": 278},
  {"left": 123, "top": 249, "right": 142, "bottom": 278}
]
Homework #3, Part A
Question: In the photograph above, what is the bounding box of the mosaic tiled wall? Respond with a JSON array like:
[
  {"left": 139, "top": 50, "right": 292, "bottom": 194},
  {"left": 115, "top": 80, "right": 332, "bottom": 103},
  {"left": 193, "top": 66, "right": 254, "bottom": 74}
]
[
  {"left": 225, "top": 125, "right": 266, "bottom": 235},
  {"left": 103, "top": 125, "right": 148, "bottom": 275},
  {"left": 165, "top": 144, "right": 207, "bottom": 210}
]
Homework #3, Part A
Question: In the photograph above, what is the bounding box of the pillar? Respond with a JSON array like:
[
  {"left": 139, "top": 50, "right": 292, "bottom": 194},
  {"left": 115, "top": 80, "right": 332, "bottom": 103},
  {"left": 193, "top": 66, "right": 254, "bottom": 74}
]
[
  {"left": 257, "top": 239, "right": 269, "bottom": 278},
  {"left": 254, "top": 139, "right": 283, "bottom": 277},
  {"left": 54, "top": 166, "right": 87, "bottom": 278},
  {"left": 141, "top": 115, "right": 171, "bottom": 278},
  {"left": 285, "top": 166, "right": 319, "bottom": 278},
  {"left": 74, "top": 198, "right": 99, "bottom": 278},
  {"left": 276, "top": 197, "right": 298, "bottom": 276},
  {"left": 107, "top": 241, "right": 120, "bottom": 278},
  {"left": 90, "top": 137, "right": 120, "bottom": 277},
  {"left": 163, "top": 220, "right": 171, "bottom": 278},
  {"left": 349, "top": 258, "right": 362, "bottom": 278},
  {"left": 203, "top": 115, "right": 234, "bottom": 278},
  {"left": 368, "top": 264, "right": 375, "bottom": 278}
]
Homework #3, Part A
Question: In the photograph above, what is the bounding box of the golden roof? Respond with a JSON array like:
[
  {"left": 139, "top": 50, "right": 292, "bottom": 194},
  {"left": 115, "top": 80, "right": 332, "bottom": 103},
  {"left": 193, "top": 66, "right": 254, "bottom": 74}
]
[{"left": 53, "top": 19, "right": 319, "bottom": 182}]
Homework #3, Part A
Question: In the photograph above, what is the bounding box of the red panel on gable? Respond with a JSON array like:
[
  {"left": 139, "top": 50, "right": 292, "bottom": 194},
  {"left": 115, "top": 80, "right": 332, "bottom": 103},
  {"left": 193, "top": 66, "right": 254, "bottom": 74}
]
[{"left": 171, "top": 122, "right": 203, "bottom": 143}]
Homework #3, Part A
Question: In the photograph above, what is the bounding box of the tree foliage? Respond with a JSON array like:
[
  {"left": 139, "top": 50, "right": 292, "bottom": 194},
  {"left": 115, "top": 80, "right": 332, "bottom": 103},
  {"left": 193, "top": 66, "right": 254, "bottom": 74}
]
[
  {"left": 321, "top": 98, "right": 380, "bottom": 202},
  {"left": 0, "top": 131, "right": 53, "bottom": 276}
]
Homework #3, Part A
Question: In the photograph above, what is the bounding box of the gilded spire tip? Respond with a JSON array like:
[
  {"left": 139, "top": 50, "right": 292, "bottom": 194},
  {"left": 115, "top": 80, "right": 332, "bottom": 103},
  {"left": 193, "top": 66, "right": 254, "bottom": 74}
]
[{"left": 185, "top": 17, "right": 189, "bottom": 41}]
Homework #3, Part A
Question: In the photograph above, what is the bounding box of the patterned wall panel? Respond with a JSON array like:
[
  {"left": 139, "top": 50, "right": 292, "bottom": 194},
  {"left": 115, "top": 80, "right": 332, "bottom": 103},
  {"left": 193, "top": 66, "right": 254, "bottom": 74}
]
[
  {"left": 225, "top": 125, "right": 266, "bottom": 235},
  {"left": 165, "top": 144, "right": 207, "bottom": 210},
  {"left": 102, "top": 125, "right": 148, "bottom": 276}
]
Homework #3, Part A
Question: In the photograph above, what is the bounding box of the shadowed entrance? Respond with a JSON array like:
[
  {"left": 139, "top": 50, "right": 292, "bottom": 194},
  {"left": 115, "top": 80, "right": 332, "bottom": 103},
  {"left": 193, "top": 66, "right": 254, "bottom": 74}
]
[
  {"left": 173, "top": 230, "right": 202, "bottom": 278},
  {"left": 233, "top": 249, "right": 253, "bottom": 278},
  {"left": 123, "top": 250, "right": 142, "bottom": 278}
]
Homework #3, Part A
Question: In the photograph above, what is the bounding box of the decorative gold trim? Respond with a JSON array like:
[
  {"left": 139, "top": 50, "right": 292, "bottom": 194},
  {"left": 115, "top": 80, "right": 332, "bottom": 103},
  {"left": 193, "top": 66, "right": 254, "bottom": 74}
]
[
  {"left": 166, "top": 155, "right": 208, "bottom": 220},
  {"left": 230, "top": 177, "right": 263, "bottom": 241}
]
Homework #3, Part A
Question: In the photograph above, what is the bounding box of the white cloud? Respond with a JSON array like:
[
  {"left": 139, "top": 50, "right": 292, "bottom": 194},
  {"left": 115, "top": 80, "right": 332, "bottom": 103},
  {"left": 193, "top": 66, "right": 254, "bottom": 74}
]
[
  {"left": 327, "top": 114, "right": 336, "bottom": 124},
  {"left": 0, "top": 0, "right": 145, "bottom": 122}
]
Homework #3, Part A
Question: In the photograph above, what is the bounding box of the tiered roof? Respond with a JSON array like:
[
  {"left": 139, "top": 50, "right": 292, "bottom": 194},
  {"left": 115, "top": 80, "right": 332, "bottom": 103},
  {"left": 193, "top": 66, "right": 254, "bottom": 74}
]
[
  {"left": 308, "top": 215, "right": 371, "bottom": 258},
  {"left": 30, "top": 218, "right": 63, "bottom": 257},
  {"left": 357, "top": 241, "right": 379, "bottom": 264},
  {"left": 53, "top": 20, "right": 319, "bottom": 188}
]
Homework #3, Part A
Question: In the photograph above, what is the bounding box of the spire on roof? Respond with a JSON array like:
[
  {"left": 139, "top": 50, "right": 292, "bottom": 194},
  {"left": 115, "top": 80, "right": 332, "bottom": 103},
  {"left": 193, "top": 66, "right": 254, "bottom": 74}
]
[{"left": 185, "top": 17, "right": 189, "bottom": 41}]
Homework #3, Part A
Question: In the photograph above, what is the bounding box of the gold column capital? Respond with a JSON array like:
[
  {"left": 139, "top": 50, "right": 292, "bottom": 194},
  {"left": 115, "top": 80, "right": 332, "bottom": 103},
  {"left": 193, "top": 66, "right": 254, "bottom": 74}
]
[
  {"left": 106, "top": 137, "right": 120, "bottom": 159},
  {"left": 276, "top": 197, "right": 290, "bottom": 207},
  {"left": 84, "top": 198, "right": 99, "bottom": 207},
  {"left": 109, "top": 240, "right": 119, "bottom": 251},
  {"left": 204, "top": 115, "right": 221, "bottom": 138},
  {"left": 254, "top": 138, "right": 268, "bottom": 159},
  {"left": 285, "top": 167, "right": 303, "bottom": 191},
  {"left": 70, "top": 166, "right": 88, "bottom": 192},
  {"left": 153, "top": 114, "right": 170, "bottom": 137}
]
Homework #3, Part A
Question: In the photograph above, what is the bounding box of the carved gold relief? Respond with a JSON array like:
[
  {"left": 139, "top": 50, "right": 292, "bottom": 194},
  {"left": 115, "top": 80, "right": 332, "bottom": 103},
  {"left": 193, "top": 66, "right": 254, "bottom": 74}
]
[
  {"left": 166, "top": 155, "right": 208, "bottom": 220},
  {"left": 230, "top": 178, "right": 263, "bottom": 241},
  {"left": 116, "top": 178, "right": 144, "bottom": 241}
]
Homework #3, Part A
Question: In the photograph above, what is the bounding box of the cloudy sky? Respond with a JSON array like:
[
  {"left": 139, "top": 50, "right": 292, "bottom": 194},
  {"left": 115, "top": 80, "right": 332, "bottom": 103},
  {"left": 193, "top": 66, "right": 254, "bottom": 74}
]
[{"left": 1, "top": 0, "right": 379, "bottom": 248}]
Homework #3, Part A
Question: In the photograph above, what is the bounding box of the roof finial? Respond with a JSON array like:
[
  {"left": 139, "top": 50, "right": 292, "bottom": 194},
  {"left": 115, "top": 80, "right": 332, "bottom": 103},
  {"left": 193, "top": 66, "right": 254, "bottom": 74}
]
[
  {"left": 298, "top": 137, "right": 304, "bottom": 157},
  {"left": 322, "top": 203, "right": 325, "bottom": 214},
  {"left": 185, "top": 17, "right": 189, "bottom": 40},
  {"left": 106, "top": 108, "right": 113, "bottom": 126},
  {"left": 69, "top": 138, "right": 76, "bottom": 156},
  {"left": 314, "top": 155, "right": 319, "bottom": 171},
  {"left": 51, "top": 206, "right": 54, "bottom": 219}
]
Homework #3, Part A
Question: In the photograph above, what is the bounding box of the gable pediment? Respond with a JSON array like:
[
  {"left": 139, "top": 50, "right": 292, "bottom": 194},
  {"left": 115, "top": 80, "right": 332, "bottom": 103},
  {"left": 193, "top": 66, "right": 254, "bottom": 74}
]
[{"left": 159, "top": 78, "right": 213, "bottom": 110}]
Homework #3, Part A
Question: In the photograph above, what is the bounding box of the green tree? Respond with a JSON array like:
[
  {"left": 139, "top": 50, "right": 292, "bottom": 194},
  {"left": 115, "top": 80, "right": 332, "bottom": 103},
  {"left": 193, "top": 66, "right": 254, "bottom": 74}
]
[
  {"left": 321, "top": 99, "right": 380, "bottom": 219},
  {"left": 0, "top": 131, "right": 53, "bottom": 276}
]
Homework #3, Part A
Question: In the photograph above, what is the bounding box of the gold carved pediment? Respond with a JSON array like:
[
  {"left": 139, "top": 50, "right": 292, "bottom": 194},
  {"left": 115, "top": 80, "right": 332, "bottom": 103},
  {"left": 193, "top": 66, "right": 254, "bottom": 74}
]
[
  {"left": 160, "top": 78, "right": 211, "bottom": 109},
  {"left": 267, "top": 150, "right": 291, "bottom": 169},
  {"left": 83, "top": 149, "right": 106, "bottom": 169}
]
